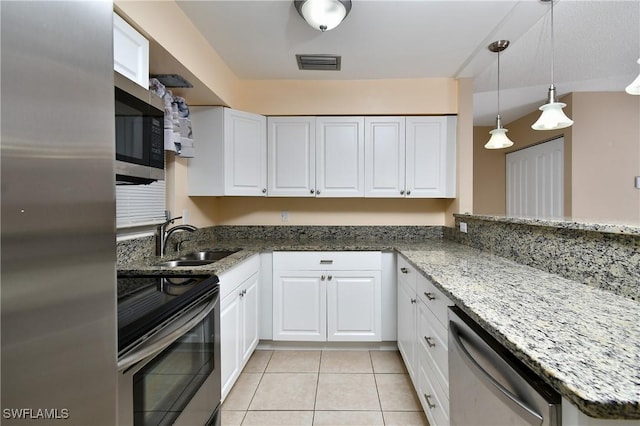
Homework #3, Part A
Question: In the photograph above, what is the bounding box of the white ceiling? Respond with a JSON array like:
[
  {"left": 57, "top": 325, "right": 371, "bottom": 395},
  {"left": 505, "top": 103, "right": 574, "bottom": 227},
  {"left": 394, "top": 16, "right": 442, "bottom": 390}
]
[{"left": 177, "top": 0, "right": 640, "bottom": 126}]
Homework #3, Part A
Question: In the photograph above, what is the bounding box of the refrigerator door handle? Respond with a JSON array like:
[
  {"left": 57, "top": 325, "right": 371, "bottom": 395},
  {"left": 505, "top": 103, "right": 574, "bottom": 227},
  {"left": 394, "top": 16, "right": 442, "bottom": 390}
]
[
  {"left": 118, "top": 293, "right": 219, "bottom": 372},
  {"left": 449, "top": 322, "right": 543, "bottom": 425}
]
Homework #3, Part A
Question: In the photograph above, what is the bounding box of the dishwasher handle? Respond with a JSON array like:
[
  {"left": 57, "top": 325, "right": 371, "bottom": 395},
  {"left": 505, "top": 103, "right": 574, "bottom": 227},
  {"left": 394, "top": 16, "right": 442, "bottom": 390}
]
[{"left": 449, "top": 322, "right": 543, "bottom": 426}]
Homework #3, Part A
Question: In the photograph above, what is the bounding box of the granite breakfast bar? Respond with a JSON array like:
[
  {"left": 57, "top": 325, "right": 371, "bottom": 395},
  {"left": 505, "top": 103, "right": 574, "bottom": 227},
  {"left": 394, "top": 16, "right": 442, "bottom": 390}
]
[{"left": 118, "top": 232, "right": 640, "bottom": 422}]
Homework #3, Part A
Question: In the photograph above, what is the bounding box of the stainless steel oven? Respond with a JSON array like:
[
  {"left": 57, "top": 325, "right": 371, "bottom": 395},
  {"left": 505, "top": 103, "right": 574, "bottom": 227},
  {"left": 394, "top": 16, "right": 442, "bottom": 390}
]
[{"left": 117, "top": 275, "right": 221, "bottom": 426}]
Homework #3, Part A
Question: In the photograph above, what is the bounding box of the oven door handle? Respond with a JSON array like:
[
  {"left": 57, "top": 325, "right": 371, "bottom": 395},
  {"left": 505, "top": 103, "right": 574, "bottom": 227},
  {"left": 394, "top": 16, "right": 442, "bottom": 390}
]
[{"left": 117, "top": 293, "right": 219, "bottom": 372}]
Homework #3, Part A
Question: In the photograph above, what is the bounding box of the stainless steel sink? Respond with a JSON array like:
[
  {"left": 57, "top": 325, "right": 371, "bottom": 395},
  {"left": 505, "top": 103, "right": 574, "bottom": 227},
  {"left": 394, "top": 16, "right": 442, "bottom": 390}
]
[
  {"left": 157, "top": 250, "right": 239, "bottom": 268},
  {"left": 177, "top": 250, "right": 239, "bottom": 262},
  {"left": 157, "top": 259, "right": 216, "bottom": 268}
]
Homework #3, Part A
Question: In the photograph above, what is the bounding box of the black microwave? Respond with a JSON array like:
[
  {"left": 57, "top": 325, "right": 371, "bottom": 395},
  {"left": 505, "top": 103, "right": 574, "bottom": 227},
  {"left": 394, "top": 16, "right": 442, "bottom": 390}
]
[{"left": 115, "top": 71, "right": 165, "bottom": 185}]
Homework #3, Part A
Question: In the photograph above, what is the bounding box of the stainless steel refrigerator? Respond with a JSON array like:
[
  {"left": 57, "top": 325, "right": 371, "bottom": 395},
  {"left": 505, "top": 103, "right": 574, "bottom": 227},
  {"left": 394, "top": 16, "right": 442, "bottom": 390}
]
[{"left": 1, "top": 1, "right": 117, "bottom": 424}]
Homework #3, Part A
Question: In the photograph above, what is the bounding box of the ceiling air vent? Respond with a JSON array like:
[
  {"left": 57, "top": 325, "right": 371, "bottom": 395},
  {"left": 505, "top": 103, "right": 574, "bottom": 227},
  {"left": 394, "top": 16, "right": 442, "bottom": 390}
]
[{"left": 296, "top": 54, "right": 341, "bottom": 71}]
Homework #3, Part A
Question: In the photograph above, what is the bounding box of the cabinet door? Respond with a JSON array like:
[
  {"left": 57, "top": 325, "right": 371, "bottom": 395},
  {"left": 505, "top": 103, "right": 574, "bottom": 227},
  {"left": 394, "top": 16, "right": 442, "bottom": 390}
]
[
  {"left": 273, "top": 270, "right": 326, "bottom": 341},
  {"left": 405, "top": 116, "right": 456, "bottom": 198},
  {"left": 240, "top": 272, "right": 259, "bottom": 363},
  {"left": 267, "top": 117, "right": 316, "bottom": 197},
  {"left": 113, "top": 13, "right": 149, "bottom": 89},
  {"left": 327, "top": 270, "right": 382, "bottom": 342},
  {"left": 316, "top": 117, "right": 365, "bottom": 197},
  {"left": 364, "top": 117, "right": 406, "bottom": 198},
  {"left": 397, "top": 275, "right": 417, "bottom": 379},
  {"left": 220, "top": 291, "right": 242, "bottom": 400},
  {"left": 224, "top": 108, "right": 267, "bottom": 196}
]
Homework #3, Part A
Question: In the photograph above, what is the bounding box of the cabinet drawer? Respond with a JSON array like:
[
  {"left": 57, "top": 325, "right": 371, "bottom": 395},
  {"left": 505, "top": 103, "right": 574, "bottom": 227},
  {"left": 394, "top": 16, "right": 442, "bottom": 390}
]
[
  {"left": 417, "top": 301, "right": 449, "bottom": 392},
  {"left": 273, "top": 251, "right": 381, "bottom": 271},
  {"left": 397, "top": 255, "right": 417, "bottom": 289},
  {"left": 218, "top": 254, "right": 261, "bottom": 300},
  {"left": 417, "top": 273, "right": 451, "bottom": 327},
  {"left": 418, "top": 348, "right": 450, "bottom": 426}
]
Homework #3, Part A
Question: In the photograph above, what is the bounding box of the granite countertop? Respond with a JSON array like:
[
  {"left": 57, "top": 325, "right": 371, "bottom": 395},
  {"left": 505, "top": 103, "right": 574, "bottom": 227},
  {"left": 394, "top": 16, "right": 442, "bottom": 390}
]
[{"left": 119, "top": 239, "right": 640, "bottom": 419}]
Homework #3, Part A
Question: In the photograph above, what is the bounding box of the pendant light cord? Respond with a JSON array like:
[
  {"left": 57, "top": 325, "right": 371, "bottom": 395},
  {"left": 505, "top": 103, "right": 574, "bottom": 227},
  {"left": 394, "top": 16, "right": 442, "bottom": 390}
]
[
  {"left": 497, "top": 50, "right": 501, "bottom": 115},
  {"left": 550, "top": 0, "right": 555, "bottom": 87}
]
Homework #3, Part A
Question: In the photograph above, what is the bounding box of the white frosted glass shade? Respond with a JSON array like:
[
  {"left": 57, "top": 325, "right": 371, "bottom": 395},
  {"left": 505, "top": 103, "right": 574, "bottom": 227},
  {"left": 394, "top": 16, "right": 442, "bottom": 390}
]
[
  {"left": 301, "top": 0, "right": 347, "bottom": 31},
  {"left": 484, "top": 127, "right": 514, "bottom": 149},
  {"left": 626, "top": 58, "right": 640, "bottom": 95},
  {"left": 531, "top": 102, "right": 573, "bottom": 130}
]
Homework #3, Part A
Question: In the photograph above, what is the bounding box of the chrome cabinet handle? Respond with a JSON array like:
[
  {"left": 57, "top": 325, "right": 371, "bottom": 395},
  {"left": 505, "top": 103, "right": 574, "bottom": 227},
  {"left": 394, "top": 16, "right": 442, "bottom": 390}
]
[
  {"left": 400, "top": 190, "right": 405, "bottom": 195},
  {"left": 262, "top": 188, "right": 267, "bottom": 194},
  {"left": 424, "top": 336, "right": 436, "bottom": 348},
  {"left": 449, "top": 322, "right": 543, "bottom": 425},
  {"left": 327, "top": 275, "right": 332, "bottom": 281},
  {"left": 407, "top": 190, "right": 411, "bottom": 195},
  {"left": 316, "top": 190, "right": 321, "bottom": 195},
  {"left": 310, "top": 189, "right": 315, "bottom": 194},
  {"left": 410, "top": 298, "right": 417, "bottom": 304},
  {"left": 321, "top": 275, "right": 326, "bottom": 281},
  {"left": 400, "top": 267, "right": 408, "bottom": 274},
  {"left": 424, "top": 394, "right": 436, "bottom": 409},
  {"left": 320, "top": 259, "right": 333, "bottom": 265},
  {"left": 424, "top": 292, "right": 436, "bottom": 301}
]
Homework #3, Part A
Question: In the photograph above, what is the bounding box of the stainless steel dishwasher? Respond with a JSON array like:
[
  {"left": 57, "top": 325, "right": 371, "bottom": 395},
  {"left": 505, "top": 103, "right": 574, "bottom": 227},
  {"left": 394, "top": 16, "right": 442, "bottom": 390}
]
[{"left": 448, "top": 306, "right": 561, "bottom": 426}]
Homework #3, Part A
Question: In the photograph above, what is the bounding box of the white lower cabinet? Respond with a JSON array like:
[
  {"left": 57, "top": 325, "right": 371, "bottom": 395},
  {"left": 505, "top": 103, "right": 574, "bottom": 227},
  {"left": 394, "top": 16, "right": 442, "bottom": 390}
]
[
  {"left": 219, "top": 255, "right": 260, "bottom": 401},
  {"left": 273, "top": 251, "right": 382, "bottom": 342},
  {"left": 397, "top": 255, "right": 453, "bottom": 426}
]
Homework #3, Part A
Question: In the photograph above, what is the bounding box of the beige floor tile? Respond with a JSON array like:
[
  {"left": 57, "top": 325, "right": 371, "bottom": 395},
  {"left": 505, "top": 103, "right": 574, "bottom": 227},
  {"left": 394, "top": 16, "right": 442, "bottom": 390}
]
[
  {"left": 382, "top": 411, "right": 429, "bottom": 425},
  {"left": 242, "top": 350, "right": 273, "bottom": 373},
  {"left": 375, "top": 374, "right": 422, "bottom": 411},
  {"left": 313, "top": 410, "right": 384, "bottom": 425},
  {"left": 315, "top": 373, "right": 380, "bottom": 411},
  {"left": 319, "top": 350, "right": 373, "bottom": 373},
  {"left": 266, "top": 350, "right": 321, "bottom": 373},
  {"left": 370, "top": 350, "right": 407, "bottom": 374},
  {"left": 249, "top": 373, "right": 318, "bottom": 410},
  {"left": 242, "top": 411, "right": 313, "bottom": 425},
  {"left": 221, "top": 410, "right": 245, "bottom": 426},
  {"left": 222, "top": 373, "right": 262, "bottom": 411}
]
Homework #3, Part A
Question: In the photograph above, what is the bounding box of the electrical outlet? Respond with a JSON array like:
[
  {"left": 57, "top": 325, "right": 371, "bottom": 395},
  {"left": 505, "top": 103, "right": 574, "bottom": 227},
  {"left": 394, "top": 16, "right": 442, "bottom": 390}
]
[
  {"left": 281, "top": 210, "right": 289, "bottom": 223},
  {"left": 459, "top": 222, "right": 468, "bottom": 233}
]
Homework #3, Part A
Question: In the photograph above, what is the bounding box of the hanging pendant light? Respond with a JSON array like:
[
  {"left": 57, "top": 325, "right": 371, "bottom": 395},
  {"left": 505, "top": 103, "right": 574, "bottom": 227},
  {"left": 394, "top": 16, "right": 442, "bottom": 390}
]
[
  {"left": 485, "top": 40, "right": 514, "bottom": 150},
  {"left": 625, "top": 58, "right": 640, "bottom": 95},
  {"left": 532, "top": 0, "right": 573, "bottom": 131},
  {"left": 294, "top": 0, "right": 352, "bottom": 32}
]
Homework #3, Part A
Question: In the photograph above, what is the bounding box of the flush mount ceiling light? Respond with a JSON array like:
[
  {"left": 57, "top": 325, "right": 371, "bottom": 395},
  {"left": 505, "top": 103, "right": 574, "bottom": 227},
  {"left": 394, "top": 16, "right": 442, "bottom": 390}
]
[
  {"left": 294, "top": 0, "right": 352, "bottom": 32},
  {"left": 532, "top": 0, "right": 573, "bottom": 131},
  {"left": 625, "top": 58, "right": 640, "bottom": 95},
  {"left": 485, "top": 40, "right": 515, "bottom": 150}
]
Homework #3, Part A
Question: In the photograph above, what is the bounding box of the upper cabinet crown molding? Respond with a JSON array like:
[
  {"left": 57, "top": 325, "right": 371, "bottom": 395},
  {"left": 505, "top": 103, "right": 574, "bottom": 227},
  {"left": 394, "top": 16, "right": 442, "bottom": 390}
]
[
  {"left": 188, "top": 106, "right": 267, "bottom": 196},
  {"left": 113, "top": 12, "right": 149, "bottom": 89}
]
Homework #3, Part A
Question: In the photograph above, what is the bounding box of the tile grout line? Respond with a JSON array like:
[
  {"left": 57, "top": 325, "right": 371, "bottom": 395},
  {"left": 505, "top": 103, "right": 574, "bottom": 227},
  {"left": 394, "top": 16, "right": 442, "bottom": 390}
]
[
  {"left": 369, "top": 350, "right": 387, "bottom": 426},
  {"left": 242, "top": 350, "right": 273, "bottom": 424}
]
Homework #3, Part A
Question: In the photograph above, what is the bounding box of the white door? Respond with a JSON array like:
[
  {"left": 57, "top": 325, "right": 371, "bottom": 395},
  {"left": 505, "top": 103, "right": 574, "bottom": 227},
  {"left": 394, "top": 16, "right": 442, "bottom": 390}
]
[
  {"left": 406, "top": 116, "right": 454, "bottom": 197},
  {"left": 364, "top": 117, "right": 406, "bottom": 197},
  {"left": 220, "top": 291, "right": 242, "bottom": 399},
  {"left": 267, "top": 117, "right": 316, "bottom": 196},
  {"left": 273, "top": 270, "right": 326, "bottom": 341},
  {"left": 327, "top": 271, "right": 382, "bottom": 341},
  {"left": 506, "top": 137, "right": 564, "bottom": 219},
  {"left": 241, "top": 272, "right": 260, "bottom": 363},
  {"left": 224, "top": 108, "right": 267, "bottom": 196},
  {"left": 316, "top": 117, "right": 365, "bottom": 197}
]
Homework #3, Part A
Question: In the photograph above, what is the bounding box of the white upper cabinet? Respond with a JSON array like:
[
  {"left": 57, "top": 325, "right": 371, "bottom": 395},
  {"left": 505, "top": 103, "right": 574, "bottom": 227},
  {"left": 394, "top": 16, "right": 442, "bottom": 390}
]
[
  {"left": 364, "top": 117, "right": 406, "bottom": 197},
  {"left": 113, "top": 13, "right": 149, "bottom": 89},
  {"left": 267, "top": 117, "right": 316, "bottom": 197},
  {"left": 188, "top": 107, "right": 267, "bottom": 196},
  {"left": 406, "top": 116, "right": 456, "bottom": 198},
  {"left": 315, "top": 117, "right": 365, "bottom": 197}
]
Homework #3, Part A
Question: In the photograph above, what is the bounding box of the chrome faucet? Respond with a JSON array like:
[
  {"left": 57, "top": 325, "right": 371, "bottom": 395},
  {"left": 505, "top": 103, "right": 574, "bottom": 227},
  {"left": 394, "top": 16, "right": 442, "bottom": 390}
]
[{"left": 157, "top": 216, "right": 198, "bottom": 256}]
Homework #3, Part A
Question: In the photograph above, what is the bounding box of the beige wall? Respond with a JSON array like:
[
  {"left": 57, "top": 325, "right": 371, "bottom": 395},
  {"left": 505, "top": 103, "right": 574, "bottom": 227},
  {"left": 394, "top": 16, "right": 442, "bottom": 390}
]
[
  {"left": 473, "top": 92, "right": 640, "bottom": 225},
  {"left": 123, "top": 1, "right": 474, "bottom": 228}
]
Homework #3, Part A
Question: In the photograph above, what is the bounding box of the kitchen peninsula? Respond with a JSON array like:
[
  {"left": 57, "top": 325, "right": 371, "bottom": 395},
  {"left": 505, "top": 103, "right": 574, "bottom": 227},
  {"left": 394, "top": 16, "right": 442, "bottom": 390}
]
[{"left": 118, "top": 217, "right": 640, "bottom": 424}]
